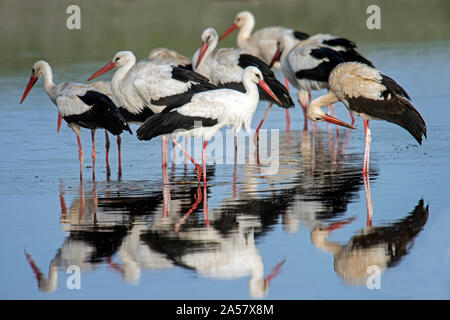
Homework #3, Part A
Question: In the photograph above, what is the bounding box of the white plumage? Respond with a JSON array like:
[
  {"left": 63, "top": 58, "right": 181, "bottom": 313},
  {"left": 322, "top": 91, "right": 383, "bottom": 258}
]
[
  {"left": 20, "top": 61, "right": 131, "bottom": 179},
  {"left": 219, "top": 11, "right": 306, "bottom": 69},
  {"left": 137, "top": 67, "right": 280, "bottom": 184}
]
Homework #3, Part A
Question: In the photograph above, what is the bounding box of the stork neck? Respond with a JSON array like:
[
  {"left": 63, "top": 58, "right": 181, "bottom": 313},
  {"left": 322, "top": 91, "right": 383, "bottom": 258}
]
[
  {"left": 41, "top": 64, "right": 55, "bottom": 93},
  {"left": 112, "top": 56, "right": 136, "bottom": 86},
  {"left": 279, "top": 37, "right": 296, "bottom": 64},
  {"left": 204, "top": 37, "right": 218, "bottom": 62},
  {"left": 237, "top": 16, "right": 255, "bottom": 48},
  {"left": 308, "top": 92, "right": 339, "bottom": 118},
  {"left": 243, "top": 77, "right": 259, "bottom": 103}
]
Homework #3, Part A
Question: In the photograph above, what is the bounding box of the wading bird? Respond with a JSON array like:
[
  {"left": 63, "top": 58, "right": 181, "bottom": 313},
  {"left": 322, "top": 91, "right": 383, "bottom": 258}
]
[
  {"left": 193, "top": 28, "right": 293, "bottom": 138},
  {"left": 270, "top": 33, "right": 373, "bottom": 130},
  {"left": 306, "top": 62, "right": 427, "bottom": 175},
  {"left": 88, "top": 51, "right": 216, "bottom": 175},
  {"left": 20, "top": 61, "right": 132, "bottom": 180},
  {"left": 136, "top": 66, "right": 282, "bottom": 185},
  {"left": 218, "top": 11, "right": 310, "bottom": 129}
]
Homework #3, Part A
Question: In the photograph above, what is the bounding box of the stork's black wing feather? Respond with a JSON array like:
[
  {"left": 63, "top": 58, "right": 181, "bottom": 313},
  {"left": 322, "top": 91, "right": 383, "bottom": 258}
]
[
  {"left": 238, "top": 54, "right": 294, "bottom": 108},
  {"left": 171, "top": 65, "right": 214, "bottom": 87},
  {"left": 322, "top": 37, "right": 357, "bottom": 50},
  {"left": 73, "top": 90, "right": 132, "bottom": 135},
  {"left": 348, "top": 90, "right": 426, "bottom": 144},
  {"left": 295, "top": 47, "right": 344, "bottom": 83},
  {"left": 293, "top": 31, "right": 310, "bottom": 41},
  {"left": 136, "top": 111, "right": 217, "bottom": 141}
]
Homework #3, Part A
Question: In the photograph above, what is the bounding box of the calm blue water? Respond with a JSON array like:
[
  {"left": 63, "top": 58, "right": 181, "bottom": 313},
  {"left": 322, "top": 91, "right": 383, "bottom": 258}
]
[{"left": 0, "top": 41, "right": 449, "bottom": 300}]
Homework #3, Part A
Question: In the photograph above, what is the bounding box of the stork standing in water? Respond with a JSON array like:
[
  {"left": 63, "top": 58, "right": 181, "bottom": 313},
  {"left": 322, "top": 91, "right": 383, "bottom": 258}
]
[
  {"left": 88, "top": 80, "right": 124, "bottom": 177},
  {"left": 136, "top": 67, "right": 282, "bottom": 185},
  {"left": 20, "top": 61, "right": 132, "bottom": 180},
  {"left": 56, "top": 80, "right": 121, "bottom": 176},
  {"left": 136, "top": 67, "right": 281, "bottom": 222},
  {"left": 88, "top": 51, "right": 216, "bottom": 177},
  {"left": 306, "top": 62, "right": 427, "bottom": 175},
  {"left": 219, "top": 11, "right": 310, "bottom": 69},
  {"left": 218, "top": 11, "right": 309, "bottom": 129},
  {"left": 270, "top": 33, "right": 374, "bottom": 130},
  {"left": 193, "top": 28, "right": 293, "bottom": 140}
]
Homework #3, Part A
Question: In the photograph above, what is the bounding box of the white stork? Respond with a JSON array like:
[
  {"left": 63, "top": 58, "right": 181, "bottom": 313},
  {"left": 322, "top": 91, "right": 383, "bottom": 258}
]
[
  {"left": 56, "top": 80, "right": 123, "bottom": 176},
  {"left": 271, "top": 33, "right": 374, "bottom": 130},
  {"left": 306, "top": 62, "right": 427, "bottom": 175},
  {"left": 136, "top": 66, "right": 282, "bottom": 186},
  {"left": 218, "top": 10, "right": 310, "bottom": 69},
  {"left": 87, "top": 51, "right": 216, "bottom": 175},
  {"left": 193, "top": 28, "right": 293, "bottom": 138},
  {"left": 20, "top": 61, "right": 132, "bottom": 180}
]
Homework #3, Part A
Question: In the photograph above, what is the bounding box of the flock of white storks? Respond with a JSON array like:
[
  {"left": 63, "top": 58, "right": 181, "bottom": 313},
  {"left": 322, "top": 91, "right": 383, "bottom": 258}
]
[{"left": 20, "top": 10, "right": 427, "bottom": 182}]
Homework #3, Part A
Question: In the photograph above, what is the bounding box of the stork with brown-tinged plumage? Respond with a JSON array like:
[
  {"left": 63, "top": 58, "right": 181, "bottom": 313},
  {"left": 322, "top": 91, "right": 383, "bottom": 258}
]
[{"left": 306, "top": 62, "right": 427, "bottom": 175}]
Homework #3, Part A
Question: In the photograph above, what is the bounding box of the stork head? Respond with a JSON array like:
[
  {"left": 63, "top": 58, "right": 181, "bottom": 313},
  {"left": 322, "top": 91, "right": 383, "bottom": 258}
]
[
  {"left": 87, "top": 51, "right": 135, "bottom": 81},
  {"left": 270, "top": 33, "right": 295, "bottom": 67},
  {"left": 307, "top": 97, "right": 356, "bottom": 129},
  {"left": 20, "top": 61, "right": 51, "bottom": 104},
  {"left": 195, "top": 28, "right": 218, "bottom": 69},
  {"left": 219, "top": 11, "right": 254, "bottom": 41},
  {"left": 244, "top": 66, "right": 282, "bottom": 105},
  {"left": 234, "top": 11, "right": 253, "bottom": 28}
]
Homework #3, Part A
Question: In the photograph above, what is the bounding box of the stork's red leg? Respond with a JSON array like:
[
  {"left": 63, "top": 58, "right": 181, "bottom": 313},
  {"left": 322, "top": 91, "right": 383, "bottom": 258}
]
[
  {"left": 363, "top": 173, "right": 373, "bottom": 227},
  {"left": 91, "top": 130, "right": 96, "bottom": 180},
  {"left": 202, "top": 141, "right": 208, "bottom": 186},
  {"left": 301, "top": 102, "right": 308, "bottom": 131},
  {"left": 284, "top": 77, "right": 291, "bottom": 132},
  {"left": 117, "top": 135, "right": 122, "bottom": 178},
  {"left": 349, "top": 111, "right": 356, "bottom": 126},
  {"left": 172, "top": 136, "right": 201, "bottom": 180},
  {"left": 57, "top": 113, "right": 63, "bottom": 133},
  {"left": 104, "top": 131, "right": 111, "bottom": 177},
  {"left": 202, "top": 141, "right": 209, "bottom": 226},
  {"left": 298, "top": 91, "right": 309, "bottom": 131},
  {"left": 255, "top": 103, "right": 273, "bottom": 141},
  {"left": 161, "top": 136, "right": 168, "bottom": 168},
  {"left": 76, "top": 133, "right": 83, "bottom": 181},
  {"left": 363, "top": 120, "right": 371, "bottom": 175}
]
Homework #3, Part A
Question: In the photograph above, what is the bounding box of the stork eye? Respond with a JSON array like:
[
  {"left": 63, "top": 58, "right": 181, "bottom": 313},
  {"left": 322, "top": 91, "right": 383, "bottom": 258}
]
[
  {"left": 315, "top": 116, "right": 322, "bottom": 121},
  {"left": 32, "top": 68, "right": 35, "bottom": 73},
  {"left": 115, "top": 57, "right": 120, "bottom": 62}
]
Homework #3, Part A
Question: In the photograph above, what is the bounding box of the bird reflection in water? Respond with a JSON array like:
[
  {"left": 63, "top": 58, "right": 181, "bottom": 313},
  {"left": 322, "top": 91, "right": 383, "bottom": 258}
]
[
  {"left": 25, "top": 171, "right": 286, "bottom": 297},
  {"left": 24, "top": 126, "right": 427, "bottom": 296},
  {"left": 310, "top": 174, "right": 429, "bottom": 286}
]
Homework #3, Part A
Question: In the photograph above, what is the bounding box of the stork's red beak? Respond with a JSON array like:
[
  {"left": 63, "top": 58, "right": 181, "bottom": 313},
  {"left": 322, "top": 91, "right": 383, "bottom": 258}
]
[
  {"left": 270, "top": 49, "right": 281, "bottom": 68},
  {"left": 219, "top": 23, "right": 238, "bottom": 41},
  {"left": 258, "top": 80, "right": 282, "bottom": 105},
  {"left": 57, "top": 113, "right": 63, "bottom": 133},
  {"left": 195, "top": 42, "right": 209, "bottom": 69},
  {"left": 20, "top": 74, "right": 38, "bottom": 104},
  {"left": 87, "top": 61, "right": 116, "bottom": 81},
  {"left": 323, "top": 114, "right": 356, "bottom": 129}
]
